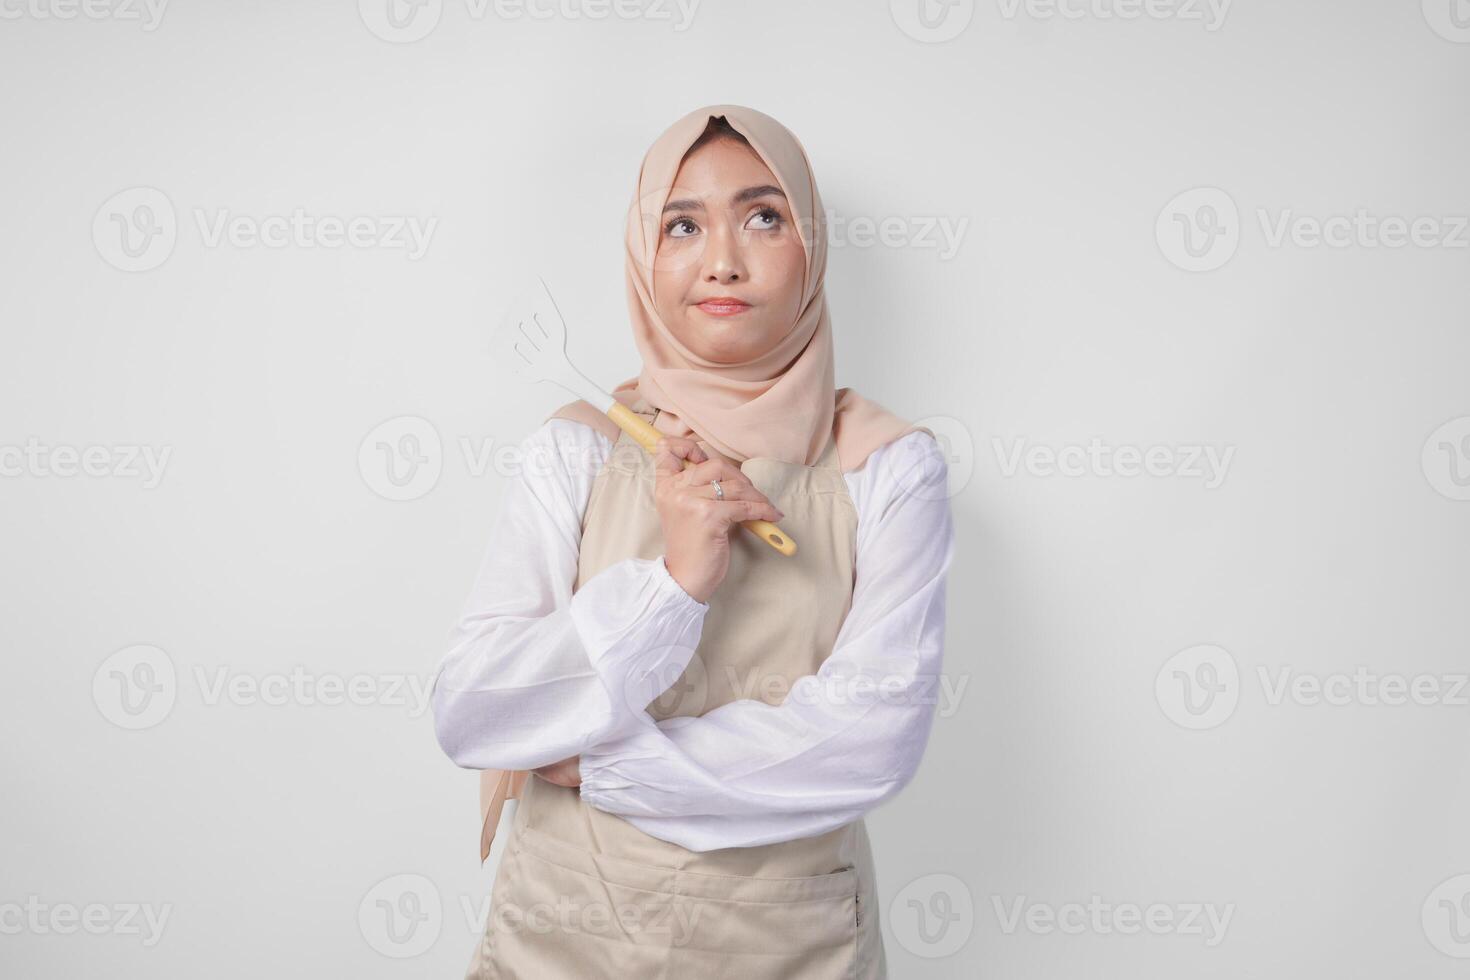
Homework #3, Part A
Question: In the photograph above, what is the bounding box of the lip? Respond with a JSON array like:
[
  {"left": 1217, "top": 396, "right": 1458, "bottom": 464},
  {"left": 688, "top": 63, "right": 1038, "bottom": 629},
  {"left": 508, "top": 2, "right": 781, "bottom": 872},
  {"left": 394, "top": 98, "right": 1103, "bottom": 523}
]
[{"left": 695, "top": 297, "right": 752, "bottom": 316}]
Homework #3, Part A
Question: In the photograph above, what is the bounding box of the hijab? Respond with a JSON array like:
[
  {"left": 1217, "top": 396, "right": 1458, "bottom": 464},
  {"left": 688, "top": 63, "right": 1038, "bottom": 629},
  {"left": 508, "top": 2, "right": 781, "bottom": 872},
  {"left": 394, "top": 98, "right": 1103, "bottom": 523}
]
[{"left": 551, "top": 103, "right": 925, "bottom": 472}]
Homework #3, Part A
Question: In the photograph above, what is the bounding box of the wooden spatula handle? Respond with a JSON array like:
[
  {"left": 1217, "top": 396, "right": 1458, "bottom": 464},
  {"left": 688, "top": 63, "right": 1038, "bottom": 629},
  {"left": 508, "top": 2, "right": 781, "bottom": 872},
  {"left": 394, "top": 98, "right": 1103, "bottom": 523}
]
[{"left": 607, "top": 402, "right": 797, "bottom": 557}]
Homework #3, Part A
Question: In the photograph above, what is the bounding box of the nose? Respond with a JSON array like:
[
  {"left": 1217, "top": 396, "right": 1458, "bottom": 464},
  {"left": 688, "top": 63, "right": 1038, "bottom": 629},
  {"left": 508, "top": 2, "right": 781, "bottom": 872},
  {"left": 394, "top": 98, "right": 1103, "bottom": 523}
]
[{"left": 701, "top": 214, "right": 747, "bottom": 285}]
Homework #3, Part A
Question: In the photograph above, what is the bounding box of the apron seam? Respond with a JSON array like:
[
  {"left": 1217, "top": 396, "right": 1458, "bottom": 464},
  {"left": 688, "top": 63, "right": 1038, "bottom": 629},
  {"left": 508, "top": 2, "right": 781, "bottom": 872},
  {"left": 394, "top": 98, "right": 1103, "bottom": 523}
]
[{"left": 515, "top": 840, "right": 861, "bottom": 906}]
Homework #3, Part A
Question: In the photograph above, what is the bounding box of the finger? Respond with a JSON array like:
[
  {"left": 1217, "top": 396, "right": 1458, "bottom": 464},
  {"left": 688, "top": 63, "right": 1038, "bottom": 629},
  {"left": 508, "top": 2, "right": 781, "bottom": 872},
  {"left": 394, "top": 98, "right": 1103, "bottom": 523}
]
[
  {"left": 682, "top": 482, "right": 782, "bottom": 514},
  {"left": 653, "top": 437, "right": 706, "bottom": 476},
  {"left": 710, "top": 498, "right": 784, "bottom": 527},
  {"left": 677, "top": 457, "right": 749, "bottom": 488},
  {"left": 691, "top": 481, "right": 768, "bottom": 504},
  {"left": 658, "top": 436, "right": 706, "bottom": 462}
]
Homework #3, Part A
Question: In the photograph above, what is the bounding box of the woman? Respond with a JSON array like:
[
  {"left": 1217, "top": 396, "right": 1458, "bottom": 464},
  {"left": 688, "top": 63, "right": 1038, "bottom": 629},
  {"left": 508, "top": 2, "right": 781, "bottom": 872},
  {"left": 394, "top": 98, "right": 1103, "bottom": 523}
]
[{"left": 431, "top": 104, "right": 955, "bottom": 979}]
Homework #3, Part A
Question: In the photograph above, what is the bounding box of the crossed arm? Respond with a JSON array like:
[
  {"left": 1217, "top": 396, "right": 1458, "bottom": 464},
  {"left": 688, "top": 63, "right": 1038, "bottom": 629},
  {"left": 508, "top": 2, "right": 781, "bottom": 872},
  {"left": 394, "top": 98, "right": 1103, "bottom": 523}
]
[{"left": 429, "top": 418, "right": 955, "bottom": 851}]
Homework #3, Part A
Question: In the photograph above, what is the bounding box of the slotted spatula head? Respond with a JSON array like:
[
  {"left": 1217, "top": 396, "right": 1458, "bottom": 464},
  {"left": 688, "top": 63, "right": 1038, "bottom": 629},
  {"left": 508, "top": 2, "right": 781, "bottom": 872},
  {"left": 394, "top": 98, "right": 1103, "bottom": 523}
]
[
  {"left": 492, "top": 276, "right": 609, "bottom": 410},
  {"left": 495, "top": 275, "right": 569, "bottom": 384}
]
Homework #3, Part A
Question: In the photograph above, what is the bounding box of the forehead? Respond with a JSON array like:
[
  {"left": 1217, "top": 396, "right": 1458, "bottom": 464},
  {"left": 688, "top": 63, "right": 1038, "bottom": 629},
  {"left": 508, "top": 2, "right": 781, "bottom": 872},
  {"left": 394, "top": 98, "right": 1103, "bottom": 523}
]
[{"left": 668, "top": 138, "right": 782, "bottom": 200}]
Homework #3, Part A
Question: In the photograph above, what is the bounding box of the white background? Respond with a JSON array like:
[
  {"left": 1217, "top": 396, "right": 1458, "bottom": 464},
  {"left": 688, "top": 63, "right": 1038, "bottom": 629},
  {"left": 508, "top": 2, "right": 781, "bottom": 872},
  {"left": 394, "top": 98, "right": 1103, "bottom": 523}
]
[{"left": 2, "top": 0, "right": 1468, "bottom": 976}]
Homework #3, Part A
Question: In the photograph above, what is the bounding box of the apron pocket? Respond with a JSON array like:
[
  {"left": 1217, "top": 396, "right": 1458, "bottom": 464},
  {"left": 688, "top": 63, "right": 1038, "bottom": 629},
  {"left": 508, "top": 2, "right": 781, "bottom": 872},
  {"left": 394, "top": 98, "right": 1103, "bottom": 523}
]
[{"left": 490, "top": 823, "right": 859, "bottom": 980}]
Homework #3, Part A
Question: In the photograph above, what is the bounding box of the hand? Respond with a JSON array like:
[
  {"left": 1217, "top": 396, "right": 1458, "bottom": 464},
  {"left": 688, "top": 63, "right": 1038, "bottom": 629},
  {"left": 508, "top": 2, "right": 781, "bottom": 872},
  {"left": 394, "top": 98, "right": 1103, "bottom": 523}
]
[
  {"left": 532, "top": 755, "right": 582, "bottom": 788},
  {"left": 652, "top": 436, "right": 784, "bottom": 604}
]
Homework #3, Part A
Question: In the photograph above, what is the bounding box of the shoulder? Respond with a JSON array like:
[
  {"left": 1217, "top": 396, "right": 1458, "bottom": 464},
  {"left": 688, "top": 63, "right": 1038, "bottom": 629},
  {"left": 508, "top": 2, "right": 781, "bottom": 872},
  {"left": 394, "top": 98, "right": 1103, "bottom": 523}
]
[
  {"left": 844, "top": 429, "right": 950, "bottom": 521},
  {"left": 549, "top": 399, "right": 622, "bottom": 445},
  {"left": 848, "top": 429, "right": 947, "bottom": 482},
  {"left": 516, "top": 409, "right": 616, "bottom": 488},
  {"left": 533, "top": 399, "right": 620, "bottom": 458}
]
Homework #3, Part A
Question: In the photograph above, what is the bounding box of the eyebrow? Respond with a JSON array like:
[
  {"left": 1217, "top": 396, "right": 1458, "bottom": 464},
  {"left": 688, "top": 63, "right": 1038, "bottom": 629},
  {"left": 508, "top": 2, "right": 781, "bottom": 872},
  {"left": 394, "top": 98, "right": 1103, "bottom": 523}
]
[{"left": 662, "top": 184, "right": 786, "bottom": 214}]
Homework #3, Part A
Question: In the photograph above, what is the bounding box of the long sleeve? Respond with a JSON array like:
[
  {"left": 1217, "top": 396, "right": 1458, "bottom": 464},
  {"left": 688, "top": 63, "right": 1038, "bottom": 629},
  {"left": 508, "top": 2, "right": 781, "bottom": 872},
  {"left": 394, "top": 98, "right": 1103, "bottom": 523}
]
[
  {"left": 577, "top": 430, "right": 955, "bottom": 851},
  {"left": 429, "top": 418, "right": 710, "bottom": 771}
]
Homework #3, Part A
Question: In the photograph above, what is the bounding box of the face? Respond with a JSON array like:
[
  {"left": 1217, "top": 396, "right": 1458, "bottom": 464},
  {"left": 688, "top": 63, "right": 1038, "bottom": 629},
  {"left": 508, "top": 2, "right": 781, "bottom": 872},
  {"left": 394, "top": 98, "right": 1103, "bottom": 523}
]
[{"left": 650, "top": 137, "right": 808, "bottom": 364}]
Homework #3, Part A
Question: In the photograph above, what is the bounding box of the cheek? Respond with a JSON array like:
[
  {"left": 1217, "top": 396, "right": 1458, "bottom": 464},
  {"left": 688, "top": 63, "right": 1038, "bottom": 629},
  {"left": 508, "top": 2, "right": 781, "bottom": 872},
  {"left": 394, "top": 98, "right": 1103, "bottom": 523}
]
[
  {"left": 759, "top": 237, "right": 807, "bottom": 319},
  {"left": 651, "top": 256, "right": 692, "bottom": 320}
]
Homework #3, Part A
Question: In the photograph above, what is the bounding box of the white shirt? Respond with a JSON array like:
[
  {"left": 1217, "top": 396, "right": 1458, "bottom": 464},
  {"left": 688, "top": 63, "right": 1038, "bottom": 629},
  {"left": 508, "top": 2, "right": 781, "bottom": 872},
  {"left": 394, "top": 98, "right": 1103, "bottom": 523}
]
[{"left": 430, "top": 417, "right": 955, "bottom": 852}]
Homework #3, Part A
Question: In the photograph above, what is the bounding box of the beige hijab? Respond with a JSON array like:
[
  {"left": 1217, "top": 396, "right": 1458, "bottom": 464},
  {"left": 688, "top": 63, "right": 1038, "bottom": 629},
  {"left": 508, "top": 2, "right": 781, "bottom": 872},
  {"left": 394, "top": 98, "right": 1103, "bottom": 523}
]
[
  {"left": 552, "top": 103, "right": 922, "bottom": 472},
  {"left": 479, "top": 105, "right": 926, "bottom": 861}
]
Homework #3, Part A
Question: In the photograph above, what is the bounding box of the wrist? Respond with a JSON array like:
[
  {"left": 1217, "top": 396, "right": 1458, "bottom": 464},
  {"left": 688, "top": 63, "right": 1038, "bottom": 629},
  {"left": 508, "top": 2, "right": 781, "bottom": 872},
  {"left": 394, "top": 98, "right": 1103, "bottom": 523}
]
[{"left": 660, "top": 555, "right": 712, "bottom": 605}]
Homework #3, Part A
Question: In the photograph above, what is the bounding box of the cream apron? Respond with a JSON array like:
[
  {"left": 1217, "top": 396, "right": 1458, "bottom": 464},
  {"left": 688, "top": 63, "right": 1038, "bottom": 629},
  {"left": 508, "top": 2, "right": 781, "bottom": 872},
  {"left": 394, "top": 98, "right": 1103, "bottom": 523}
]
[{"left": 466, "top": 401, "right": 885, "bottom": 979}]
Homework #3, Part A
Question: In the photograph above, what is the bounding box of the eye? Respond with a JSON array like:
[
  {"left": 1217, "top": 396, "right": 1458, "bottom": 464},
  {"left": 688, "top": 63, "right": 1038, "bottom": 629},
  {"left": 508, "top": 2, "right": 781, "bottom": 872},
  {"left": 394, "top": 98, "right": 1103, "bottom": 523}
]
[
  {"left": 745, "top": 206, "right": 783, "bottom": 231},
  {"left": 663, "top": 216, "right": 699, "bottom": 239}
]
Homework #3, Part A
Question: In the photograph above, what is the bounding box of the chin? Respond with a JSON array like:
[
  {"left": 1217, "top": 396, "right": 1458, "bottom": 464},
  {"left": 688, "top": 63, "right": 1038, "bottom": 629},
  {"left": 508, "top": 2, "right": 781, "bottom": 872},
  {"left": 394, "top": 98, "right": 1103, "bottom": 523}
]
[{"left": 681, "top": 322, "right": 779, "bottom": 364}]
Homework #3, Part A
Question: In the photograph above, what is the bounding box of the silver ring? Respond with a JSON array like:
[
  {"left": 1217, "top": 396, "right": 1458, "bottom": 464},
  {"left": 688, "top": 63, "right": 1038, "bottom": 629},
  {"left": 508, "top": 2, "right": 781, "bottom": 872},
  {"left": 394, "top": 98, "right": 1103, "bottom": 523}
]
[{"left": 710, "top": 479, "right": 724, "bottom": 500}]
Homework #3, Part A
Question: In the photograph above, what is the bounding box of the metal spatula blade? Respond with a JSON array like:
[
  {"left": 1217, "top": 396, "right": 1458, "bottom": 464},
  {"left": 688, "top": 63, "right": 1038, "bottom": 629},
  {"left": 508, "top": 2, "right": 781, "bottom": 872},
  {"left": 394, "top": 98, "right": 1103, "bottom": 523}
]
[{"left": 492, "top": 276, "right": 612, "bottom": 412}]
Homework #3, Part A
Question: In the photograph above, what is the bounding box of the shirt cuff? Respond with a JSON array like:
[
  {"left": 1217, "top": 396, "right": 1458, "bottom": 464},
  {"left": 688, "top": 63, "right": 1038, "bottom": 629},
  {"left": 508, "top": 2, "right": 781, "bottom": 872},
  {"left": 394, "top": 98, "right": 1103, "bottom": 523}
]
[
  {"left": 652, "top": 554, "right": 707, "bottom": 609},
  {"left": 577, "top": 724, "right": 655, "bottom": 815},
  {"left": 578, "top": 749, "right": 614, "bottom": 810},
  {"left": 567, "top": 555, "right": 709, "bottom": 727}
]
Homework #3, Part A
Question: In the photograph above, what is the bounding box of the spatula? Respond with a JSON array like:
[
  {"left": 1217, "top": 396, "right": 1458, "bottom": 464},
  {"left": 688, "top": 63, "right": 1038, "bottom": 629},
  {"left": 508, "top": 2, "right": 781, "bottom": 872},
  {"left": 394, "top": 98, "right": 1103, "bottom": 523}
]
[{"left": 493, "top": 276, "right": 797, "bottom": 557}]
